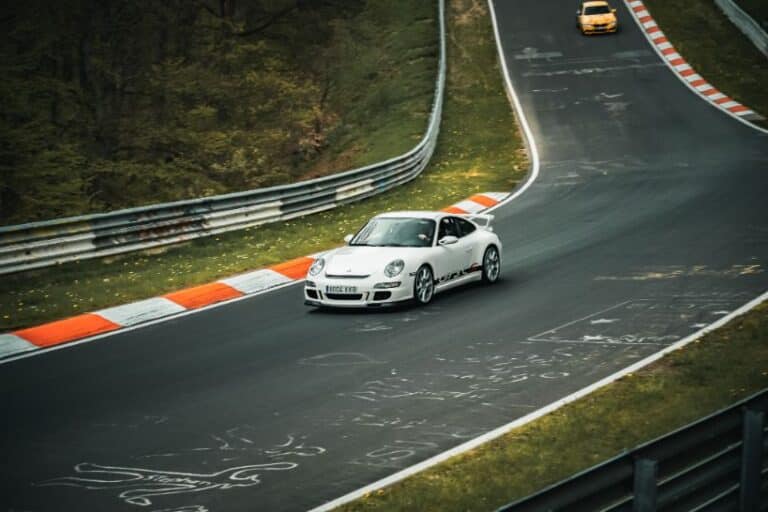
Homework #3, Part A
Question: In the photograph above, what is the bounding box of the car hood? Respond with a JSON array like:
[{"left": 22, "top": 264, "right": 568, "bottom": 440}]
[
  {"left": 324, "top": 246, "right": 416, "bottom": 276},
  {"left": 582, "top": 13, "right": 616, "bottom": 23}
]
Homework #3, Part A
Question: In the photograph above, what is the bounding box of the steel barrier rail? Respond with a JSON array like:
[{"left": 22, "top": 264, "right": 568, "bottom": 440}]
[
  {"left": 716, "top": 0, "right": 768, "bottom": 58},
  {"left": 0, "top": 0, "right": 446, "bottom": 276},
  {"left": 497, "top": 388, "right": 768, "bottom": 512}
]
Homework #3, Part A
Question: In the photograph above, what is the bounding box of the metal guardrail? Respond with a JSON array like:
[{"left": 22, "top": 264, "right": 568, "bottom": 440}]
[
  {"left": 497, "top": 388, "right": 768, "bottom": 511},
  {"left": 716, "top": 0, "right": 768, "bottom": 58},
  {"left": 0, "top": 0, "right": 446, "bottom": 276}
]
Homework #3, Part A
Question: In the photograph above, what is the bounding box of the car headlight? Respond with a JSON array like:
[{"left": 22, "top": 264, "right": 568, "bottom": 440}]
[
  {"left": 384, "top": 259, "right": 405, "bottom": 278},
  {"left": 309, "top": 258, "right": 325, "bottom": 276}
]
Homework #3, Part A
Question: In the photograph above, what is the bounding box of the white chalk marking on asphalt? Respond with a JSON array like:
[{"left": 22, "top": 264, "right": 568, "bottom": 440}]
[
  {"left": 590, "top": 318, "right": 620, "bottom": 324},
  {"left": 528, "top": 300, "right": 636, "bottom": 340},
  {"left": 309, "top": 5, "right": 768, "bottom": 504},
  {"left": 514, "top": 48, "right": 562, "bottom": 60},
  {"left": 96, "top": 298, "right": 187, "bottom": 327},
  {"left": 311, "top": 288, "right": 768, "bottom": 511}
]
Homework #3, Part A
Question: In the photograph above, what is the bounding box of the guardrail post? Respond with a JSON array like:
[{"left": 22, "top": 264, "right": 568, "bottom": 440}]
[
  {"left": 633, "top": 458, "right": 657, "bottom": 512},
  {"left": 740, "top": 408, "right": 764, "bottom": 512}
]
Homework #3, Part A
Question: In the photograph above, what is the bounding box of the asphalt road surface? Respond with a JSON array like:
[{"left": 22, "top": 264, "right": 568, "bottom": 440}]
[{"left": 2, "top": 1, "right": 767, "bottom": 511}]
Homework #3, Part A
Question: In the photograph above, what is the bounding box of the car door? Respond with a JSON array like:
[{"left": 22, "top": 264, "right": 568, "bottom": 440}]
[
  {"left": 453, "top": 216, "right": 480, "bottom": 272},
  {"left": 434, "top": 217, "right": 464, "bottom": 284}
]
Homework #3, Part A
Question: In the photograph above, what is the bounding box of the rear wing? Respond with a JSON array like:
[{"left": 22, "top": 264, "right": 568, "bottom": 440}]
[{"left": 462, "top": 213, "right": 494, "bottom": 230}]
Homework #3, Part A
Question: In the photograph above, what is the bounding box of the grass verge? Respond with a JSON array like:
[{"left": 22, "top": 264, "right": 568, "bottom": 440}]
[
  {"left": 0, "top": 0, "right": 527, "bottom": 331},
  {"left": 334, "top": 302, "right": 768, "bottom": 511},
  {"left": 642, "top": 0, "right": 768, "bottom": 128}
]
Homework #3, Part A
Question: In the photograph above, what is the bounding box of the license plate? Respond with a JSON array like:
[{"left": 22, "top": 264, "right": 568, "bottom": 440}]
[{"left": 326, "top": 285, "right": 357, "bottom": 293}]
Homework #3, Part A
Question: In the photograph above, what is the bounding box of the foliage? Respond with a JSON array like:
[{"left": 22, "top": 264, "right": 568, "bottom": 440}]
[
  {"left": 0, "top": 0, "right": 526, "bottom": 331},
  {"left": 0, "top": 0, "right": 436, "bottom": 224}
]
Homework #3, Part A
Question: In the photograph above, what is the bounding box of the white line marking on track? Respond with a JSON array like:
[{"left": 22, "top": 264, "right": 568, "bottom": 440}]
[{"left": 310, "top": 285, "right": 768, "bottom": 511}]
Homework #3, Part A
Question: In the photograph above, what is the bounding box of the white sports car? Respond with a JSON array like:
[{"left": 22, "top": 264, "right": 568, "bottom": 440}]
[{"left": 304, "top": 211, "right": 502, "bottom": 308}]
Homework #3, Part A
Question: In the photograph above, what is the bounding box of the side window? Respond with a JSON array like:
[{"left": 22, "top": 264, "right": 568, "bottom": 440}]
[
  {"left": 454, "top": 218, "right": 476, "bottom": 238},
  {"left": 438, "top": 218, "right": 460, "bottom": 239}
]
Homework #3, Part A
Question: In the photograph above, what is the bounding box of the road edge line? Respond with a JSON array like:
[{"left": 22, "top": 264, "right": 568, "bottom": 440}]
[
  {"left": 307, "top": 1, "right": 546, "bottom": 509},
  {"left": 308, "top": 287, "right": 768, "bottom": 511}
]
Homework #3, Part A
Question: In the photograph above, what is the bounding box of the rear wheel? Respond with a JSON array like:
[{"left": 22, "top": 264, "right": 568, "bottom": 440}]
[
  {"left": 481, "top": 245, "right": 501, "bottom": 284},
  {"left": 413, "top": 265, "right": 434, "bottom": 305}
]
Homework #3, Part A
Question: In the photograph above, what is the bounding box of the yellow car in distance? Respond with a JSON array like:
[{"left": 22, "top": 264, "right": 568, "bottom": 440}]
[{"left": 576, "top": 1, "right": 618, "bottom": 34}]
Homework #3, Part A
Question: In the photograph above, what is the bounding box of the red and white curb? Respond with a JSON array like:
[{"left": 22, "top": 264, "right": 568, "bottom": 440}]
[
  {"left": 626, "top": 0, "right": 765, "bottom": 123},
  {"left": 0, "top": 192, "right": 510, "bottom": 361}
]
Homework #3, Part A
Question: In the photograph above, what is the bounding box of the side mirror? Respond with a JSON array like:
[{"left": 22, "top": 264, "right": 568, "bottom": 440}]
[
  {"left": 576, "top": 10, "right": 580, "bottom": 15},
  {"left": 612, "top": 8, "right": 617, "bottom": 13},
  {"left": 344, "top": 234, "right": 353, "bottom": 244},
  {"left": 439, "top": 235, "right": 458, "bottom": 246}
]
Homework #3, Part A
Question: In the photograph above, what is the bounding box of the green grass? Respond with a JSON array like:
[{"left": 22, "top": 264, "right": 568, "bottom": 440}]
[
  {"left": 642, "top": 0, "right": 768, "bottom": 128},
  {"left": 0, "top": 0, "right": 527, "bottom": 331},
  {"left": 334, "top": 303, "right": 768, "bottom": 511}
]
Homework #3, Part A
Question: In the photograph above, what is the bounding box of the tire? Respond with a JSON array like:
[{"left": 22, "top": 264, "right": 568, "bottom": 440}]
[
  {"left": 413, "top": 265, "right": 435, "bottom": 305},
  {"left": 481, "top": 245, "right": 501, "bottom": 284}
]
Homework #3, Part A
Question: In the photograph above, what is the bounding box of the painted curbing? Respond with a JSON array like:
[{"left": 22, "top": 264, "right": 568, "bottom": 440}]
[
  {"left": 0, "top": 192, "right": 509, "bottom": 362},
  {"left": 625, "top": 0, "right": 766, "bottom": 127}
]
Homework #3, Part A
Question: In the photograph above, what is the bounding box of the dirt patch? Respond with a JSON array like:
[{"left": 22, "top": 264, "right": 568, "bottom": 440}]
[{"left": 453, "top": 0, "right": 487, "bottom": 26}]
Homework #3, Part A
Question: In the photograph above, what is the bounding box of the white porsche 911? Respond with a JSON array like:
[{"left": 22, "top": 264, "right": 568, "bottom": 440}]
[{"left": 304, "top": 211, "right": 502, "bottom": 308}]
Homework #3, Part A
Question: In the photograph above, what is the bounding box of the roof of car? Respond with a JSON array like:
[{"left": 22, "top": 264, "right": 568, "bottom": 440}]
[
  {"left": 583, "top": 1, "right": 610, "bottom": 6},
  {"left": 375, "top": 211, "right": 446, "bottom": 220}
]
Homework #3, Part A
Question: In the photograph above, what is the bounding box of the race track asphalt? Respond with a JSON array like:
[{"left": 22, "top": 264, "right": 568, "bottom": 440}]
[{"left": 2, "top": 1, "right": 767, "bottom": 511}]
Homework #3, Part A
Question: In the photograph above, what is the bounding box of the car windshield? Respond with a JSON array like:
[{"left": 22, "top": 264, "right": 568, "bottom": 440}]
[
  {"left": 584, "top": 5, "right": 611, "bottom": 14},
  {"left": 351, "top": 218, "right": 435, "bottom": 248}
]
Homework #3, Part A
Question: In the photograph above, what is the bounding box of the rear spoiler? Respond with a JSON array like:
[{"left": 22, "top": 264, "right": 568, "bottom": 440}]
[{"left": 462, "top": 213, "right": 494, "bottom": 230}]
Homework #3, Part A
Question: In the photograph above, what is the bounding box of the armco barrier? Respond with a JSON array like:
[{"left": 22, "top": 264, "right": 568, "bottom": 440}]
[
  {"left": 716, "top": 0, "right": 768, "bottom": 58},
  {"left": 498, "top": 388, "right": 768, "bottom": 511},
  {"left": 0, "top": 0, "right": 446, "bottom": 276}
]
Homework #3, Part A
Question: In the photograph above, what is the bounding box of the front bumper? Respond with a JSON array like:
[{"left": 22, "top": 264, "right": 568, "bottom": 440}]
[
  {"left": 304, "top": 275, "right": 414, "bottom": 308},
  {"left": 582, "top": 24, "right": 617, "bottom": 34}
]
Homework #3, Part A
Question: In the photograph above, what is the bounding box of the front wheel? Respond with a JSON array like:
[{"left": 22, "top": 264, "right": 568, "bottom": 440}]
[
  {"left": 481, "top": 245, "right": 501, "bottom": 284},
  {"left": 413, "top": 265, "right": 435, "bottom": 305}
]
